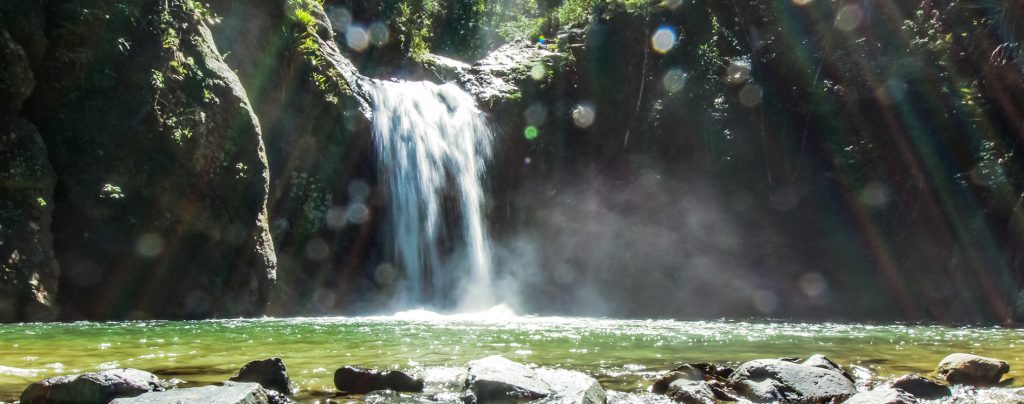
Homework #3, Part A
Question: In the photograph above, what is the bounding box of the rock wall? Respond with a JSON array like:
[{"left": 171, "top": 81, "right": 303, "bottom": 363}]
[
  {"left": 0, "top": 3, "right": 59, "bottom": 322},
  {"left": 5, "top": 0, "right": 278, "bottom": 320},
  {"left": 209, "top": 0, "right": 383, "bottom": 315}
]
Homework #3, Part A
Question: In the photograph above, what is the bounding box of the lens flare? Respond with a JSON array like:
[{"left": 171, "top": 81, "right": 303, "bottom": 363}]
[
  {"left": 524, "top": 126, "right": 539, "bottom": 140},
  {"left": 525, "top": 103, "right": 548, "bottom": 126},
  {"left": 369, "top": 22, "right": 389, "bottom": 46},
  {"left": 345, "top": 25, "right": 369, "bottom": 51},
  {"left": 571, "top": 103, "right": 595, "bottom": 128},
  {"left": 530, "top": 63, "right": 547, "bottom": 81},
  {"left": 663, "top": 69, "right": 687, "bottom": 93},
  {"left": 651, "top": 26, "right": 676, "bottom": 54},
  {"left": 739, "top": 83, "right": 763, "bottom": 107},
  {"left": 326, "top": 6, "right": 352, "bottom": 31},
  {"left": 835, "top": 5, "right": 864, "bottom": 32}
]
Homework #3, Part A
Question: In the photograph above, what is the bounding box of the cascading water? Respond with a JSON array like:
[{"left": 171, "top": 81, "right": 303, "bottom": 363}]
[{"left": 366, "top": 80, "right": 494, "bottom": 309}]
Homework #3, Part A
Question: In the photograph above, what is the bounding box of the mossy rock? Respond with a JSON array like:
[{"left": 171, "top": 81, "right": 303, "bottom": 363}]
[
  {"left": 26, "top": 0, "right": 276, "bottom": 320},
  {"left": 0, "top": 115, "right": 58, "bottom": 322}
]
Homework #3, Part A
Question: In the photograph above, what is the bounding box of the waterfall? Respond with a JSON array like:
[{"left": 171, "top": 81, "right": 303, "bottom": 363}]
[{"left": 366, "top": 80, "right": 494, "bottom": 309}]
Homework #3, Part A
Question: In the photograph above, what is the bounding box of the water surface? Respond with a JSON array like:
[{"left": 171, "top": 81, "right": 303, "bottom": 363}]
[{"left": 1, "top": 311, "right": 1022, "bottom": 402}]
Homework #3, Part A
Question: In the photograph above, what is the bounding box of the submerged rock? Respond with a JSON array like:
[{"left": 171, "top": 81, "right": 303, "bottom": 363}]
[
  {"left": 334, "top": 366, "right": 424, "bottom": 394},
  {"left": 842, "top": 386, "right": 915, "bottom": 404},
  {"left": 536, "top": 368, "right": 606, "bottom": 404},
  {"left": 888, "top": 374, "right": 950, "bottom": 399},
  {"left": 727, "top": 358, "right": 857, "bottom": 403},
  {"left": 20, "top": 368, "right": 164, "bottom": 404},
  {"left": 364, "top": 390, "right": 435, "bottom": 403},
  {"left": 664, "top": 380, "right": 716, "bottom": 404},
  {"left": 111, "top": 381, "right": 268, "bottom": 404},
  {"left": 936, "top": 353, "right": 1009, "bottom": 386},
  {"left": 605, "top": 390, "right": 675, "bottom": 403},
  {"left": 464, "top": 355, "right": 552, "bottom": 402},
  {"left": 229, "top": 357, "right": 293, "bottom": 395}
]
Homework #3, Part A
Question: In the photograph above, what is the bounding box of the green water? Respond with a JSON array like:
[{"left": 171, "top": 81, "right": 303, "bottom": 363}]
[{"left": 1, "top": 310, "right": 1022, "bottom": 402}]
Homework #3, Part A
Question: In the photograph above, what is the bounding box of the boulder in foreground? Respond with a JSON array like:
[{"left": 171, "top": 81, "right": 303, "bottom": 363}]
[
  {"left": 936, "top": 353, "right": 1009, "bottom": 386},
  {"left": 535, "top": 367, "right": 605, "bottom": 404},
  {"left": 334, "top": 366, "right": 424, "bottom": 394},
  {"left": 842, "top": 386, "right": 915, "bottom": 404},
  {"left": 20, "top": 368, "right": 163, "bottom": 404},
  {"left": 665, "top": 379, "right": 716, "bottom": 404},
  {"left": 889, "top": 374, "right": 950, "bottom": 399},
  {"left": 727, "top": 358, "right": 857, "bottom": 403},
  {"left": 111, "top": 381, "right": 268, "bottom": 404},
  {"left": 229, "top": 357, "right": 293, "bottom": 395},
  {"left": 464, "top": 355, "right": 552, "bottom": 402}
]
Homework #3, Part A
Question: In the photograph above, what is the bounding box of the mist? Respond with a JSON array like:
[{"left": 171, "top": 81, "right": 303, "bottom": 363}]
[{"left": 482, "top": 168, "right": 812, "bottom": 319}]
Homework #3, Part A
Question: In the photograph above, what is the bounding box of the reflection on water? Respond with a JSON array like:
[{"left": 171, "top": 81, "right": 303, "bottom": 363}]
[{"left": 1, "top": 313, "right": 1022, "bottom": 401}]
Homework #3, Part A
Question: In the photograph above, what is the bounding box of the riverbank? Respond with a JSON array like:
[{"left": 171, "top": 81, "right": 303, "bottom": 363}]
[{"left": 1, "top": 315, "right": 1021, "bottom": 402}]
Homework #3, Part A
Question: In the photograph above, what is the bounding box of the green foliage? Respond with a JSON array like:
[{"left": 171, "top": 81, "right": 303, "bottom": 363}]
[
  {"left": 386, "top": 0, "right": 443, "bottom": 59},
  {"left": 556, "top": 0, "right": 596, "bottom": 28},
  {"left": 286, "top": 0, "right": 351, "bottom": 102},
  {"left": 294, "top": 8, "right": 316, "bottom": 31}
]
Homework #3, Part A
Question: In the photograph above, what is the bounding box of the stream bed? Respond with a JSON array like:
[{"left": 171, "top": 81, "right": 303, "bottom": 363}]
[{"left": 1, "top": 310, "right": 1022, "bottom": 402}]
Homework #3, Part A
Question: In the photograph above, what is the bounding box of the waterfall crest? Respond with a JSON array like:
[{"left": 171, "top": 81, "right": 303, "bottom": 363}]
[{"left": 366, "top": 80, "right": 494, "bottom": 309}]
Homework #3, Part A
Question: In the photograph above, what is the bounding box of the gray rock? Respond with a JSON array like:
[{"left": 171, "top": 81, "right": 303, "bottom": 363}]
[
  {"left": 229, "top": 357, "right": 293, "bottom": 395},
  {"left": 665, "top": 380, "right": 715, "bottom": 404},
  {"left": 727, "top": 359, "right": 857, "bottom": 403},
  {"left": 334, "top": 366, "right": 424, "bottom": 394},
  {"left": 889, "top": 374, "right": 950, "bottom": 399},
  {"left": 111, "top": 381, "right": 268, "bottom": 404},
  {"left": 0, "top": 115, "right": 58, "bottom": 323},
  {"left": 936, "top": 353, "right": 1009, "bottom": 386},
  {"left": 465, "top": 355, "right": 552, "bottom": 402},
  {"left": 536, "top": 368, "right": 606, "bottom": 404},
  {"left": 20, "top": 368, "right": 164, "bottom": 404},
  {"left": 420, "top": 53, "right": 471, "bottom": 82},
  {"left": 456, "top": 41, "right": 562, "bottom": 104},
  {"left": 842, "top": 387, "right": 916, "bottom": 404},
  {"left": 801, "top": 354, "right": 854, "bottom": 382},
  {"left": 652, "top": 364, "right": 715, "bottom": 394},
  {"left": 207, "top": 0, "right": 374, "bottom": 315},
  {"left": 0, "top": 29, "right": 33, "bottom": 112}
]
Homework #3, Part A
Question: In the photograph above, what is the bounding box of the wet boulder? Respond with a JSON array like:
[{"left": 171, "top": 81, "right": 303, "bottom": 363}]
[
  {"left": 801, "top": 354, "right": 854, "bottom": 382},
  {"left": 456, "top": 41, "right": 562, "bottom": 105},
  {"left": 727, "top": 358, "right": 857, "bottom": 403},
  {"left": 464, "top": 355, "right": 552, "bottom": 402},
  {"left": 229, "top": 357, "right": 293, "bottom": 395},
  {"left": 888, "top": 374, "right": 950, "bottom": 400},
  {"left": 652, "top": 365, "right": 708, "bottom": 394},
  {"left": 536, "top": 368, "right": 606, "bottom": 404},
  {"left": 111, "top": 381, "right": 268, "bottom": 404},
  {"left": 20, "top": 368, "right": 164, "bottom": 404},
  {"left": 652, "top": 363, "right": 726, "bottom": 394},
  {"left": 936, "top": 353, "right": 1009, "bottom": 386},
  {"left": 842, "top": 386, "right": 915, "bottom": 404},
  {"left": 664, "top": 380, "right": 716, "bottom": 404},
  {"left": 334, "top": 366, "right": 424, "bottom": 394}
]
